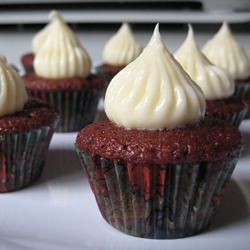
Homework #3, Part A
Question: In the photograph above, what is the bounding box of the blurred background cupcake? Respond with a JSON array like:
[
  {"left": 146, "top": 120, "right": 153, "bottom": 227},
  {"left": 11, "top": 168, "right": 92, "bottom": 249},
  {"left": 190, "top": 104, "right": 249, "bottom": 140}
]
[
  {"left": 23, "top": 11, "right": 104, "bottom": 132},
  {"left": 95, "top": 23, "right": 142, "bottom": 94},
  {"left": 0, "top": 55, "right": 57, "bottom": 192},
  {"left": 76, "top": 25, "right": 242, "bottom": 239},
  {"left": 175, "top": 25, "right": 247, "bottom": 127},
  {"left": 202, "top": 22, "right": 250, "bottom": 118}
]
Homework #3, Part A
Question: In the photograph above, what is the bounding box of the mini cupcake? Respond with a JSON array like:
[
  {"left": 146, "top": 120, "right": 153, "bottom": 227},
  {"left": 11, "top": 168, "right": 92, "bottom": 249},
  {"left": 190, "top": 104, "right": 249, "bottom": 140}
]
[
  {"left": 0, "top": 56, "right": 57, "bottom": 192},
  {"left": 174, "top": 25, "right": 247, "bottom": 127},
  {"left": 21, "top": 52, "right": 34, "bottom": 74},
  {"left": 202, "top": 22, "right": 250, "bottom": 100},
  {"left": 95, "top": 23, "right": 142, "bottom": 92},
  {"left": 76, "top": 25, "right": 241, "bottom": 239},
  {"left": 23, "top": 11, "right": 104, "bottom": 132}
]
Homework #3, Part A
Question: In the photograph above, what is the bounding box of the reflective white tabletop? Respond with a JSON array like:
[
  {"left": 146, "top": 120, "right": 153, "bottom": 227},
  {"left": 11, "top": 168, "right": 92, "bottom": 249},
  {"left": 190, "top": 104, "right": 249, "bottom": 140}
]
[{"left": 0, "top": 26, "right": 249, "bottom": 250}]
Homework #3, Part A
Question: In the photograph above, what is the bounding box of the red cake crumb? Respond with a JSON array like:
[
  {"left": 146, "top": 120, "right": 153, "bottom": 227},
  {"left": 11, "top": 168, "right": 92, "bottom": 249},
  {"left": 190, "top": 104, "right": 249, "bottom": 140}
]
[
  {"left": 206, "top": 97, "right": 246, "bottom": 117},
  {"left": 99, "top": 63, "right": 125, "bottom": 74},
  {"left": 23, "top": 73, "right": 104, "bottom": 91},
  {"left": 76, "top": 119, "right": 241, "bottom": 165},
  {"left": 21, "top": 52, "right": 34, "bottom": 73},
  {"left": 0, "top": 99, "right": 56, "bottom": 134}
]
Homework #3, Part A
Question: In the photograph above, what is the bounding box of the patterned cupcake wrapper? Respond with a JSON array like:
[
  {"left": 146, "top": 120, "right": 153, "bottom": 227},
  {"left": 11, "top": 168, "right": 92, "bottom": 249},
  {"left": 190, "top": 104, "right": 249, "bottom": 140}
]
[
  {"left": 0, "top": 122, "right": 56, "bottom": 192},
  {"left": 76, "top": 148, "right": 238, "bottom": 239},
  {"left": 206, "top": 106, "right": 248, "bottom": 127},
  {"left": 27, "top": 89, "right": 101, "bottom": 132},
  {"left": 234, "top": 81, "right": 250, "bottom": 99}
]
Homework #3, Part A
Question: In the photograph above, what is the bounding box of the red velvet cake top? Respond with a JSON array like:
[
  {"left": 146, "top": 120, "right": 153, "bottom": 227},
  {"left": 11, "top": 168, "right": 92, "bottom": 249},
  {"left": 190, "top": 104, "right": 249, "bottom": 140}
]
[
  {"left": 23, "top": 73, "right": 104, "bottom": 91},
  {"left": 21, "top": 52, "right": 34, "bottom": 66},
  {"left": 99, "top": 63, "right": 125, "bottom": 74},
  {"left": 0, "top": 99, "right": 56, "bottom": 134},
  {"left": 206, "top": 97, "right": 246, "bottom": 115},
  {"left": 76, "top": 120, "right": 241, "bottom": 165}
]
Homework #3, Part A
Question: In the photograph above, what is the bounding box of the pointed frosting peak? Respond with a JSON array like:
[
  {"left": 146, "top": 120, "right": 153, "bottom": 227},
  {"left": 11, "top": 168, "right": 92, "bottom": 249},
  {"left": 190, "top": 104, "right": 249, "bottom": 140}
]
[
  {"left": 186, "top": 25, "right": 199, "bottom": 48},
  {"left": 175, "top": 26, "right": 234, "bottom": 100},
  {"left": 105, "top": 25, "right": 206, "bottom": 130},
  {"left": 147, "top": 23, "right": 163, "bottom": 49},
  {"left": 103, "top": 22, "right": 142, "bottom": 66},
  {"left": 219, "top": 21, "right": 232, "bottom": 36},
  {"left": 49, "top": 10, "right": 63, "bottom": 21},
  {"left": 202, "top": 22, "right": 250, "bottom": 79},
  {"left": 33, "top": 10, "right": 91, "bottom": 78},
  {"left": 0, "top": 56, "right": 28, "bottom": 117}
]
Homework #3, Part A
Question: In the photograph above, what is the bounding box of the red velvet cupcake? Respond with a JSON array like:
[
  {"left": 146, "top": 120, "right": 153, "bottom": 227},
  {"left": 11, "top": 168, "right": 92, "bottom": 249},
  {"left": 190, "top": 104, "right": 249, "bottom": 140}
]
[
  {"left": 203, "top": 22, "right": 250, "bottom": 118},
  {"left": 175, "top": 25, "right": 247, "bottom": 127},
  {"left": 21, "top": 52, "right": 34, "bottom": 74},
  {"left": 95, "top": 23, "right": 142, "bottom": 93},
  {"left": 23, "top": 11, "right": 104, "bottom": 132},
  {"left": 76, "top": 26, "right": 241, "bottom": 239},
  {"left": 0, "top": 56, "right": 57, "bottom": 192}
]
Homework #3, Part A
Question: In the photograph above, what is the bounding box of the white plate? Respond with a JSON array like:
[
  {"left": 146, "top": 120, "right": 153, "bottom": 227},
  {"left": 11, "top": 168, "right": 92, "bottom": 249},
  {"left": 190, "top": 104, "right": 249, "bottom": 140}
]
[{"left": 0, "top": 120, "right": 250, "bottom": 250}]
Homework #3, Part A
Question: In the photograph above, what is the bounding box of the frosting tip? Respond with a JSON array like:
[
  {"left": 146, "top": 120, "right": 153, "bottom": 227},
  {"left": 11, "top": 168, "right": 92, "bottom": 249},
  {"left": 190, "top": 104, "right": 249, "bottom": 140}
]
[
  {"left": 49, "top": 10, "right": 63, "bottom": 21},
  {"left": 187, "top": 24, "right": 194, "bottom": 38},
  {"left": 148, "top": 23, "right": 163, "bottom": 47}
]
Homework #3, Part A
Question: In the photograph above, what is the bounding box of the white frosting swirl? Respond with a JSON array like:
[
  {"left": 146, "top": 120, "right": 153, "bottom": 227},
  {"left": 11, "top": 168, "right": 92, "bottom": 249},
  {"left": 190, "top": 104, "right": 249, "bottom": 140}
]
[
  {"left": 32, "top": 10, "right": 81, "bottom": 54},
  {"left": 0, "top": 56, "right": 28, "bottom": 117},
  {"left": 175, "top": 25, "right": 234, "bottom": 100},
  {"left": 104, "top": 24, "right": 206, "bottom": 130},
  {"left": 34, "top": 11, "right": 92, "bottom": 78},
  {"left": 202, "top": 22, "right": 250, "bottom": 79},
  {"left": 103, "top": 23, "right": 142, "bottom": 66}
]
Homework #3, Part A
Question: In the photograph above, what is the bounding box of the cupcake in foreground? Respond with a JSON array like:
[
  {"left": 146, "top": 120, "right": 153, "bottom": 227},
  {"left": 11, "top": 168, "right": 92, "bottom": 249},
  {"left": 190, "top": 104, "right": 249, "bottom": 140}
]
[
  {"left": 0, "top": 56, "right": 57, "bottom": 192},
  {"left": 23, "top": 11, "right": 104, "bottom": 132},
  {"left": 76, "top": 25, "right": 241, "bottom": 239},
  {"left": 202, "top": 22, "right": 250, "bottom": 117},
  {"left": 174, "top": 25, "right": 247, "bottom": 127},
  {"left": 95, "top": 23, "right": 142, "bottom": 92}
]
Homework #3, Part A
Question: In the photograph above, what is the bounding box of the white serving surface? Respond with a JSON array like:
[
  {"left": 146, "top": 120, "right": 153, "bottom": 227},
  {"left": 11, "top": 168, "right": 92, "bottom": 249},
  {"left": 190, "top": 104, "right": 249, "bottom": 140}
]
[{"left": 0, "top": 27, "right": 249, "bottom": 250}]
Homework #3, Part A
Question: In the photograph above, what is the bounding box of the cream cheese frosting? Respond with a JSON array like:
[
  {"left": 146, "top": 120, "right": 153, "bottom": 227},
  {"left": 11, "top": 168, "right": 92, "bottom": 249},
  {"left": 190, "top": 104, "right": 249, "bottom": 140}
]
[
  {"left": 175, "top": 25, "right": 234, "bottom": 100},
  {"left": 34, "top": 11, "right": 92, "bottom": 78},
  {"left": 202, "top": 22, "right": 250, "bottom": 80},
  {"left": 32, "top": 10, "right": 81, "bottom": 54},
  {"left": 103, "top": 23, "right": 142, "bottom": 66},
  {"left": 0, "top": 56, "right": 28, "bottom": 117},
  {"left": 104, "top": 24, "right": 206, "bottom": 130}
]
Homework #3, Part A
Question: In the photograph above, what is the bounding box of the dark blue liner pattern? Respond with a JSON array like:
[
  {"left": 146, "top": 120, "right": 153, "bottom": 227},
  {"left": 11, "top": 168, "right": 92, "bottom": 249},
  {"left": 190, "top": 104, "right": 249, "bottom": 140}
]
[
  {"left": 28, "top": 89, "right": 101, "bottom": 132},
  {"left": 76, "top": 147, "right": 238, "bottom": 239},
  {"left": 0, "top": 124, "right": 55, "bottom": 192}
]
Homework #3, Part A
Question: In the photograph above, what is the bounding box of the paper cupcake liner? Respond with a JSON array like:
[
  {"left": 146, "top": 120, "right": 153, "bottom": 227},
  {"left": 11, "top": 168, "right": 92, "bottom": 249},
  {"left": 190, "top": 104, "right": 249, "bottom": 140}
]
[
  {"left": 76, "top": 148, "right": 238, "bottom": 239},
  {"left": 0, "top": 124, "right": 55, "bottom": 192},
  {"left": 234, "top": 81, "right": 250, "bottom": 99},
  {"left": 27, "top": 89, "right": 101, "bottom": 132},
  {"left": 206, "top": 107, "right": 247, "bottom": 127}
]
